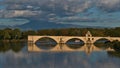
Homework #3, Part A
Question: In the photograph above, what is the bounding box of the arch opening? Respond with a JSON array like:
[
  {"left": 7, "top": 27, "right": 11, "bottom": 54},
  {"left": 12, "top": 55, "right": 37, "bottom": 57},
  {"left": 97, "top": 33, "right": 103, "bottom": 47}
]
[
  {"left": 66, "top": 38, "right": 84, "bottom": 49},
  {"left": 94, "top": 38, "right": 111, "bottom": 50},
  {"left": 94, "top": 38, "right": 111, "bottom": 44},
  {"left": 35, "top": 37, "right": 57, "bottom": 50}
]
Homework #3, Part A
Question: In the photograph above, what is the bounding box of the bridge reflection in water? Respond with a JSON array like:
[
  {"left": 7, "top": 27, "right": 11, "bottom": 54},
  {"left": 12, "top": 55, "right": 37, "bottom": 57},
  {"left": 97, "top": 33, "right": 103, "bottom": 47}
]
[{"left": 28, "top": 43, "right": 114, "bottom": 55}]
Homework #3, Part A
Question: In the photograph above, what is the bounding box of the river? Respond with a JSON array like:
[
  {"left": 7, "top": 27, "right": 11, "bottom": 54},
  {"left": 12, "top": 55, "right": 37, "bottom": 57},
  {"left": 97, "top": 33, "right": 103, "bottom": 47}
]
[{"left": 0, "top": 42, "right": 120, "bottom": 68}]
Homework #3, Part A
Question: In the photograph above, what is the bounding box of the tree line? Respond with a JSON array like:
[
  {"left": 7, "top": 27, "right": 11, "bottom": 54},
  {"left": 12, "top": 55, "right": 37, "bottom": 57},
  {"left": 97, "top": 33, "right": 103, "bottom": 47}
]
[{"left": 0, "top": 27, "right": 120, "bottom": 40}]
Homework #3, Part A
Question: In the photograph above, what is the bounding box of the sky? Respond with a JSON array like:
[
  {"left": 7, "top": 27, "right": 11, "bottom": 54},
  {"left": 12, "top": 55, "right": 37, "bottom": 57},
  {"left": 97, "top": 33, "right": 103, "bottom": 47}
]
[
  {"left": 0, "top": 0, "right": 120, "bottom": 27},
  {"left": 0, "top": 19, "right": 29, "bottom": 26}
]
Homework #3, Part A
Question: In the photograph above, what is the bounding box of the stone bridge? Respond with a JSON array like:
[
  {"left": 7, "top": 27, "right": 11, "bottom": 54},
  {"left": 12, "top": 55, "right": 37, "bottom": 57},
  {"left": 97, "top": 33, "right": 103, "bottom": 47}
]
[{"left": 28, "top": 31, "right": 120, "bottom": 44}]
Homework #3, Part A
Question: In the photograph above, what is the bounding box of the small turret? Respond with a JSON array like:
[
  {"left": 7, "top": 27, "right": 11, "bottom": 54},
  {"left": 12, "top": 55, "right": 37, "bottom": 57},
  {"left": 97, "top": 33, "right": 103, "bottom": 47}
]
[
  {"left": 85, "top": 31, "right": 92, "bottom": 43},
  {"left": 86, "top": 31, "right": 92, "bottom": 37}
]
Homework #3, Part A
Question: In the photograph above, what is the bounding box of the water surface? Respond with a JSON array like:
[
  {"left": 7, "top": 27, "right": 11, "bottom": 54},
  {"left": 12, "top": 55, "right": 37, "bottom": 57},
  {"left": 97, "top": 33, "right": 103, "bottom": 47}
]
[{"left": 0, "top": 42, "right": 120, "bottom": 68}]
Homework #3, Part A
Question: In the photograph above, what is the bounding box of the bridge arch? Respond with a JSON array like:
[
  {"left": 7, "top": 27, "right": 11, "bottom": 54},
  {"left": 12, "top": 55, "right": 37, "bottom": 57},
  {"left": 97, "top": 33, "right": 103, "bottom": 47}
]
[
  {"left": 94, "top": 38, "right": 111, "bottom": 50},
  {"left": 35, "top": 37, "right": 58, "bottom": 44},
  {"left": 66, "top": 38, "right": 85, "bottom": 44},
  {"left": 94, "top": 38, "right": 111, "bottom": 44},
  {"left": 65, "top": 38, "right": 84, "bottom": 49}
]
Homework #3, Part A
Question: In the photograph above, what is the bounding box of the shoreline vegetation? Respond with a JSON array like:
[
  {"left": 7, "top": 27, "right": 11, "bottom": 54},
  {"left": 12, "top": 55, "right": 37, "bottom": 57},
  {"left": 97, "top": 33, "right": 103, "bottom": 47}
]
[
  {"left": 0, "top": 39, "right": 27, "bottom": 42},
  {"left": 0, "top": 27, "right": 120, "bottom": 42}
]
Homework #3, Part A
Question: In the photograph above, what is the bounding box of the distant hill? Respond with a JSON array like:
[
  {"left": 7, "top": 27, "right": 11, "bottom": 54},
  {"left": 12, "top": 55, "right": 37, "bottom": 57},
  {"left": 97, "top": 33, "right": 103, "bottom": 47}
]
[
  {"left": 15, "top": 20, "right": 81, "bottom": 30},
  {"left": 0, "top": 19, "right": 107, "bottom": 30},
  {"left": 0, "top": 18, "right": 108, "bottom": 30}
]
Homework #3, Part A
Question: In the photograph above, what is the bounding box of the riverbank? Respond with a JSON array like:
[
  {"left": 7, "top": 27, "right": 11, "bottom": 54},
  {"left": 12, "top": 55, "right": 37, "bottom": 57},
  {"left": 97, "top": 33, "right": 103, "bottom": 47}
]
[{"left": 0, "top": 39, "right": 27, "bottom": 42}]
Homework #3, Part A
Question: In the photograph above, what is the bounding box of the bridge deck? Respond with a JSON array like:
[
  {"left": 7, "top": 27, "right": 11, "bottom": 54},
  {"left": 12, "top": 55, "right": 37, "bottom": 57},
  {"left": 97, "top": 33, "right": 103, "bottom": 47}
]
[{"left": 28, "top": 35, "right": 120, "bottom": 44}]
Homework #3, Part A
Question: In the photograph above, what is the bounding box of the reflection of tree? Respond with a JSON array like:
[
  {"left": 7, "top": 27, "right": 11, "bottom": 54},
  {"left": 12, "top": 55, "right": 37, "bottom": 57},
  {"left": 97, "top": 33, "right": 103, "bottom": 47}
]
[
  {"left": 105, "top": 40, "right": 120, "bottom": 51},
  {"left": 112, "top": 41, "right": 120, "bottom": 52},
  {"left": 108, "top": 51, "right": 120, "bottom": 58},
  {"left": 94, "top": 40, "right": 120, "bottom": 51},
  {"left": 0, "top": 42, "right": 11, "bottom": 52},
  {"left": 11, "top": 42, "right": 25, "bottom": 52},
  {"left": 0, "top": 42, "right": 25, "bottom": 53},
  {"left": 107, "top": 41, "right": 120, "bottom": 58}
]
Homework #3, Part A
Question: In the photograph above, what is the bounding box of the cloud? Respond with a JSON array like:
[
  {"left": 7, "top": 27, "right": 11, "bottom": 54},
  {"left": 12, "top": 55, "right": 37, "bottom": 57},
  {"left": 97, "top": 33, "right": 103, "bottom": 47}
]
[
  {"left": 0, "top": 0, "right": 120, "bottom": 27},
  {"left": 0, "top": 10, "right": 41, "bottom": 18},
  {"left": 1, "top": 0, "right": 120, "bottom": 14},
  {"left": 51, "top": 16, "right": 97, "bottom": 23},
  {"left": 0, "top": 18, "right": 29, "bottom": 26},
  {"left": 93, "top": 0, "right": 120, "bottom": 12}
]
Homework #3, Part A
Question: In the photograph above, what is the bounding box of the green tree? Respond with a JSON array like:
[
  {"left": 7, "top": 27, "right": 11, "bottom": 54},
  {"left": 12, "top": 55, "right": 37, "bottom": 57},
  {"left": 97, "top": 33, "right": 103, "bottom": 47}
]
[
  {"left": 2, "top": 30, "right": 11, "bottom": 40},
  {"left": 21, "top": 30, "right": 36, "bottom": 39},
  {"left": 11, "top": 29, "right": 21, "bottom": 39}
]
